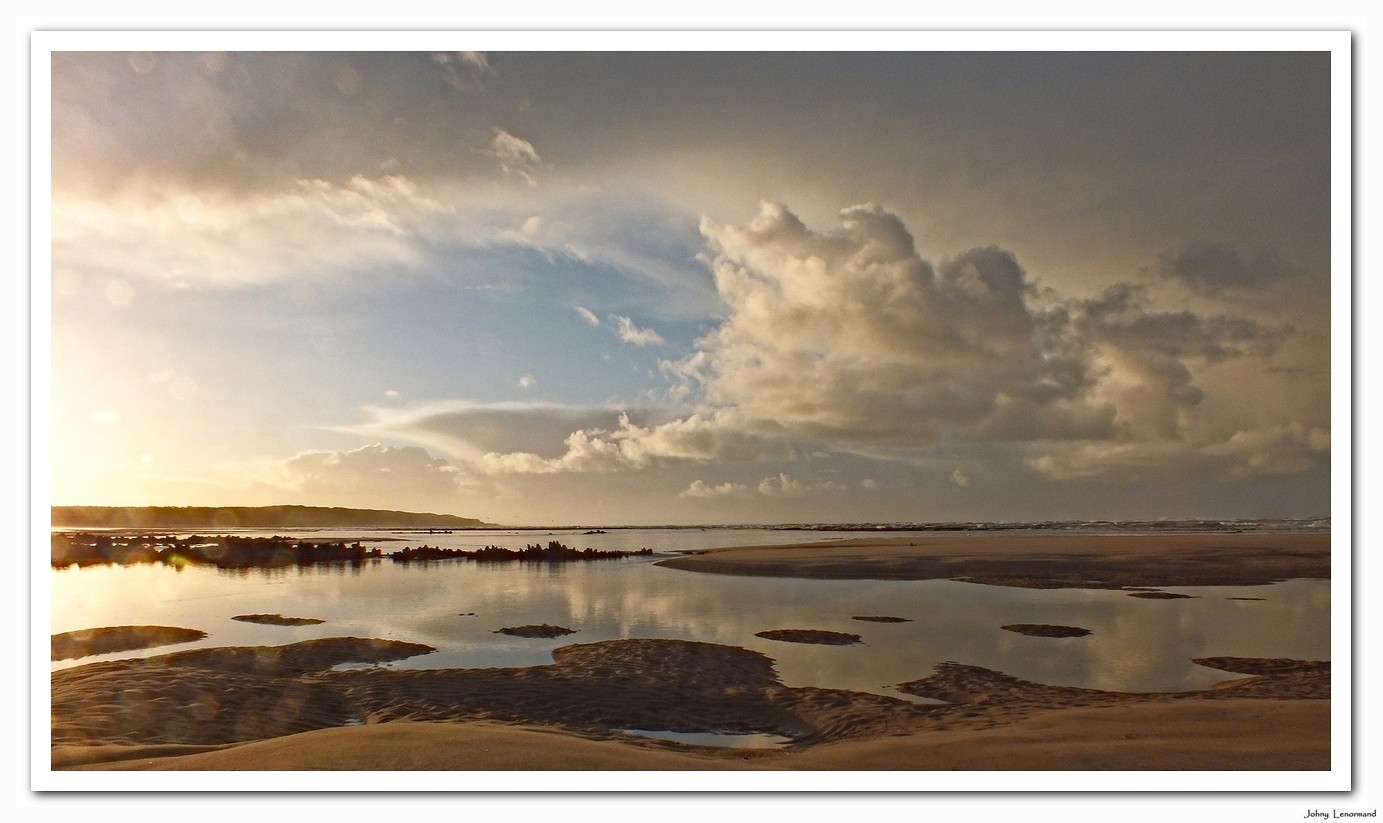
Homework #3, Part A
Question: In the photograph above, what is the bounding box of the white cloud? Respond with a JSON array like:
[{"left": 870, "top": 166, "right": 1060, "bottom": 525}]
[
  {"left": 757, "top": 473, "right": 804, "bottom": 497},
  {"left": 951, "top": 469, "right": 970, "bottom": 488},
  {"left": 575, "top": 306, "right": 601, "bottom": 326},
  {"left": 432, "top": 51, "right": 493, "bottom": 91},
  {"left": 488, "top": 129, "right": 541, "bottom": 185},
  {"left": 612, "top": 315, "right": 666, "bottom": 347},
  {"left": 217, "top": 444, "right": 469, "bottom": 511},
  {"left": 679, "top": 480, "right": 750, "bottom": 499},
  {"left": 474, "top": 411, "right": 790, "bottom": 476},
  {"left": 517, "top": 375, "right": 537, "bottom": 389},
  {"left": 52, "top": 175, "right": 454, "bottom": 288},
  {"left": 457, "top": 52, "right": 490, "bottom": 71},
  {"left": 346, "top": 202, "right": 1321, "bottom": 486},
  {"left": 755, "top": 473, "right": 848, "bottom": 497}
]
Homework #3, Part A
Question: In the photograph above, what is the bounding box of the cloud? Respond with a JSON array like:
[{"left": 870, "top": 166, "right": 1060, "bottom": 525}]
[
  {"left": 757, "top": 473, "right": 803, "bottom": 497},
  {"left": 517, "top": 375, "right": 536, "bottom": 389},
  {"left": 1150, "top": 241, "right": 1306, "bottom": 296},
  {"left": 950, "top": 469, "right": 970, "bottom": 488},
  {"left": 574, "top": 306, "right": 601, "bottom": 326},
  {"left": 613, "top": 315, "right": 665, "bottom": 346},
  {"left": 1028, "top": 422, "right": 1329, "bottom": 482},
  {"left": 679, "top": 480, "right": 750, "bottom": 499},
  {"left": 344, "top": 202, "right": 1319, "bottom": 486},
  {"left": 459, "top": 201, "right": 1317, "bottom": 483},
  {"left": 673, "top": 201, "right": 1124, "bottom": 453},
  {"left": 487, "top": 129, "right": 541, "bottom": 185},
  {"left": 475, "top": 411, "right": 790, "bottom": 475},
  {"left": 218, "top": 444, "right": 468, "bottom": 511},
  {"left": 339, "top": 401, "right": 632, "bottom": 464},
  {"left": 756, "top": 473, "right": 847, "bottom": 497},
  {"left": 51, "top": 175, "right": 455, "bottom": 288},
  {"left": 457, "top": 52, "right": 490, "bottom": 71},
  {"left": 432, "top": 51, "right": 493, "bottom": 91}
]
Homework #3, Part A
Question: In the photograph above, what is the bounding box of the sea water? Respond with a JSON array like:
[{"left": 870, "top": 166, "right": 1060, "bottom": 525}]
[{"left": 48, "top": 526, "right": 1331, "bottom": 700}]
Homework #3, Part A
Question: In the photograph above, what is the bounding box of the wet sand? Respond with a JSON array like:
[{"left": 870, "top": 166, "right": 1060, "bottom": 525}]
[
  {"left": 656, "top": 531, "right": 1330, "bottom": 588},
  {"left": 51, "top": 625, "right": 208, "bottom": 661},
  {"left": 50, "top": 530, "right": 1331, "bottom": 771}
]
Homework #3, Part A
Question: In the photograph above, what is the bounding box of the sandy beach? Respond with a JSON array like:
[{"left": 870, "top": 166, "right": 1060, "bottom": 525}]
[{"left": 50, "top": 531, "right": 1331, "bottom": 772}]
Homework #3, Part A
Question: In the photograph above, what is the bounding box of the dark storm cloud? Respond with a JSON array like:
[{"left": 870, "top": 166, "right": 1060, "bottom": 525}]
[
  {"left": 51, "top": 51, "right": 512, "bottom": 193},
  {"left": 1076, "top": 283, "right": 1289, "bottom": 362},
  {"left": 1150, "top": 241, "right": 1309, "bottom": 295}
]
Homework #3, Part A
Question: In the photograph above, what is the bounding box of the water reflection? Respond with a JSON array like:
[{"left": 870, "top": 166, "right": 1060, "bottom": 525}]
[{"left": 50, "top": 545, "right": 1329, "bottom": 699}]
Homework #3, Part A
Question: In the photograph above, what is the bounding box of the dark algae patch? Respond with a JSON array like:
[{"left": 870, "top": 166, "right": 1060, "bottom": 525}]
[
  {"left": 1128, "top": 591, "right": 1197, "bottom": 600},
  {"left": 851, "top": 616, "right": 912, "bottom": 623},
  {"left": 755, "top": 629, "right": 863, "bottom": 645},
  {"left": 1001, "top": 624, "right": 1092, "bottom": 638}
]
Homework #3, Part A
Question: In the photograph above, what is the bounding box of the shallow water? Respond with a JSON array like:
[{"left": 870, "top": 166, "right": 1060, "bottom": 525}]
[
  {"left": 617, "top": 729, "right": 792, "bottom": 748},
  {"left": 48, "top": 528, "right": 1330, "bottom": 700}
]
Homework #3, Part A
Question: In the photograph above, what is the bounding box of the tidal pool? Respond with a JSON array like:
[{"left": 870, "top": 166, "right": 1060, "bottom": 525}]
[{"left": 48, "top": 528, "right": 1330, "bottom": 700}]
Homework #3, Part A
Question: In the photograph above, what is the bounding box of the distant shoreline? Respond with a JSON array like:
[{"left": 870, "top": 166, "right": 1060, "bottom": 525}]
[
  {"left": 50, "top": 505, "right": 492, "bottom": 531},
  {"left": 50, "top": 510, "right": 1329, "bottom": 534}
]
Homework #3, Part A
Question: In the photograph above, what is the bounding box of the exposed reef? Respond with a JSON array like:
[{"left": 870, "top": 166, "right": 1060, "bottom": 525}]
[
  {"left": 392, "top": 541, "right": 652, "bottom": 563},
  {"left": 52, "top": 534, "right": 651, "bottom": 571}
]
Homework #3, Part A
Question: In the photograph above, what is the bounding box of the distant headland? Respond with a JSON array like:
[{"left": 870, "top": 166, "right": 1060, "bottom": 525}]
[{"left": 51, "top": 505, "right": 492, "bottom": 530}]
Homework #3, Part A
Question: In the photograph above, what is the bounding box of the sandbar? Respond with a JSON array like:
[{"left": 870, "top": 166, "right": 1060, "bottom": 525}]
[
  {"left": 51, "top": 625, "right": 208, "bottom": 661},
  {"left": 231, "top": 614, "right": 325, "bottom": 626},
  {"left": 1001, "top": 624, "right": 1092, "bottom": 638},
  {"left": 656, "top": 531, "right": 1329, "bottom": 589},
  {"left": 495, "top": 624, "right": 577, "bottom": 638},
  {"left": 754, "top": 629, "right": 862, "bottom": 645}
]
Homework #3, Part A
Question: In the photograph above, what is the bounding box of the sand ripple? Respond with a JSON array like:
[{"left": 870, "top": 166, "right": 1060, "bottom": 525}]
[{"left": 51, "top": 635, "right": 1329, "bottom": 764}]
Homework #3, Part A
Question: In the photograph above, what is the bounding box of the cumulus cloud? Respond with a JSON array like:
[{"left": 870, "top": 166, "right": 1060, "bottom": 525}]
[
  {"left": 575, "top": 306, "right": 601, "bottom": 326},
  {"left": 487, "top": 129, "right": 541, "bottom": 185},
  {"left": 517, "top": 375, "right": 537, "bottom": 389},
  {"left": 475, "top": 411, "right": 791, "bottom": 475},
  {"left": 679, "top": 480, "right": 750, "bottom": 499},
  {"left": 757, "top": 473, "right": 803, "bottom": 497},
  {"left": 666, "top": 202, "right": 1115, "bottom": 452},
  {"left": 613, "top": 315, "right": 665, "bottom": 346},
  {"left": 384, "top": 201, "right": 1320, "bottom": 485}
]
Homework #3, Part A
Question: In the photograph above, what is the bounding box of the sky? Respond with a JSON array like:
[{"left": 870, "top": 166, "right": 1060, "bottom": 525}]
[{"left": 43, "top": 39, "right": 1339, "bottom": 526}]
